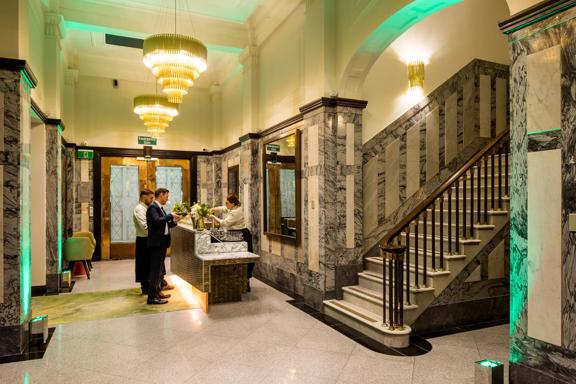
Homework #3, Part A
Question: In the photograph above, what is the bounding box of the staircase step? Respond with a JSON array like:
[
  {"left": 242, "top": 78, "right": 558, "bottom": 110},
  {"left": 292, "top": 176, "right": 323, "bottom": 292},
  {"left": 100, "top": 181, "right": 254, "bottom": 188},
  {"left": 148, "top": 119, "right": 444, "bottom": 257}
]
[
  {"left": 359, "top": 271, "right": 436, "bottom": 293},
  {"left": 343, "top": 285, "right": 418, "bottom": 315},
  {"left": 323, "top": 299, "right": 411, "bottom": 348},
  {"left": 363, "top": 258, "right": 451, "bottom": 278}
]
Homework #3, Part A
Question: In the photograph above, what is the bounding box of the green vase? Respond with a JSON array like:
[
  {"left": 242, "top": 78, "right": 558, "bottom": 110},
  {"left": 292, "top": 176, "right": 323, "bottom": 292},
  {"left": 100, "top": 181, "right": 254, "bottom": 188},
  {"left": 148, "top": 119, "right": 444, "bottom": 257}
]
[{"left": 197, "top": 217, "right": 205, "bottom": 230}]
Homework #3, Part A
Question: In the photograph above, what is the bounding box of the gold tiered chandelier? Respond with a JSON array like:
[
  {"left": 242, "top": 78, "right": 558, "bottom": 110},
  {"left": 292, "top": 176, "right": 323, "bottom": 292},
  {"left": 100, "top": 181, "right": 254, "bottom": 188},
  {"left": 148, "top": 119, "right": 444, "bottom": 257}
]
[
  {"left": 142, "top": 1, "right": 208, "bottom": 104},
  {"left": 133, "top": 95, "right": 179, "bottom": 138}
]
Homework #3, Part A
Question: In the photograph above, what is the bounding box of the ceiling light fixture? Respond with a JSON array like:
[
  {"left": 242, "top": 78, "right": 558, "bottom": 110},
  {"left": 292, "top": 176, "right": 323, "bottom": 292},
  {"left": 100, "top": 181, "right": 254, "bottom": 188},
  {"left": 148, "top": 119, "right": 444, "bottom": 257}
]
[
  {"left": 133, "top": 95, "right": 179, "bottom": 137},
  {"left": 143, "top": 0, "right": 208, "bottom": 104}
]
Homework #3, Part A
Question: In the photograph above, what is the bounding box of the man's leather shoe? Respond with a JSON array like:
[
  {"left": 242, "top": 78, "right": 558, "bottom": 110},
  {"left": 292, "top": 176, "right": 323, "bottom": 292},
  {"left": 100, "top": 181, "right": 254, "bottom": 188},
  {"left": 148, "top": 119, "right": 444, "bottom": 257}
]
[
  {"left": 161, "top": 284, "right": 175, "bottom": 291},
  {"left": 147, "top": 298, "right": 168, "bottom": 305},
  {"left": 157, "top": 293, "right": 171, "bottom": 299}
]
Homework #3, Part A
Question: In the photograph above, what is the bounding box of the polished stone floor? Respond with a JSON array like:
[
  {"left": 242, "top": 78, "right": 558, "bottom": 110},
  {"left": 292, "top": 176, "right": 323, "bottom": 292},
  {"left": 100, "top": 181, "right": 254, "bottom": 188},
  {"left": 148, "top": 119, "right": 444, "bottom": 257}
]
[{"left": 1, "top": 260, "right": 509, "bottom": 384}]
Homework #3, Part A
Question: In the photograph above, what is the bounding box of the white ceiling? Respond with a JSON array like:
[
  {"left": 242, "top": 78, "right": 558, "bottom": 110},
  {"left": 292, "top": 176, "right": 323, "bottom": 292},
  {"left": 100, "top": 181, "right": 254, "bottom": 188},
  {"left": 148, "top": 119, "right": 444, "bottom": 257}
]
[{"left": 58, "top": 0, "right": 271, "bottom": 86}]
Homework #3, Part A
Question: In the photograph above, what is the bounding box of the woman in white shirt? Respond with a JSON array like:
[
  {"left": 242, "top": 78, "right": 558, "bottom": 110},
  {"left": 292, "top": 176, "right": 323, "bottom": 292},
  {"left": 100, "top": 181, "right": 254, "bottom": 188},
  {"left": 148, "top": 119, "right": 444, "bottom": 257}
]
[
  {"left": 210, "top": 194, "right": 255, "bottom": 291},
  {"left": 210, "top": 194, "right": 245, "bottom": 230}
]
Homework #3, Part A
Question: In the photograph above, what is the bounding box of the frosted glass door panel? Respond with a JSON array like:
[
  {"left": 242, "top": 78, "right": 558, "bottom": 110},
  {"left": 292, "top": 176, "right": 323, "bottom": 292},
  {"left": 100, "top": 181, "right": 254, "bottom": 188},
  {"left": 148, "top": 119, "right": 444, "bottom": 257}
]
[
  {"left": 156, "top": 166, "right": 183, "bottom": 213},
  {"left": 110, "top": 165, "right": 139, "bottom": 243}
]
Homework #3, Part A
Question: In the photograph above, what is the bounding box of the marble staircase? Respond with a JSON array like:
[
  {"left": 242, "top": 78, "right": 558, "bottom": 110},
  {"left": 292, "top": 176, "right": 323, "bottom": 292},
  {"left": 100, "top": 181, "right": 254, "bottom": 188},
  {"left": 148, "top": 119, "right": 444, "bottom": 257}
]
[{"left": 324, "top": 154, "right": 510, "bottom": 348}]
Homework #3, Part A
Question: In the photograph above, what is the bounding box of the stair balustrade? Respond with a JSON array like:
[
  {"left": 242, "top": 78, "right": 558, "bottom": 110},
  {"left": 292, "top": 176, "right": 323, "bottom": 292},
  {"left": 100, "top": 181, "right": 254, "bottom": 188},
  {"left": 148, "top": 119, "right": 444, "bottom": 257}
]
[{"left": 378, "top": 128, "right": 510, "bottom": 330}]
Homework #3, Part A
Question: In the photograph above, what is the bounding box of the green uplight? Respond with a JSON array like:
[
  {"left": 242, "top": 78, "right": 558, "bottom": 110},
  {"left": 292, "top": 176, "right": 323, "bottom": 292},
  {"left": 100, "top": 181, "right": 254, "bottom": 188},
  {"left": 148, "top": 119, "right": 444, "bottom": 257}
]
[
  {"left": 362, "top": 0, "right": 463, "bottom": 54},
  {"left": 20, "top": 70, "right": 35, "bottom": 90},
  {"left": 20, "top": 152, "right": 31, "bottom": 322},
  {"left": 527, "top": 127, "right": 561, "bottom": 136},
  {"left": 475, "top": 359, "right": 503, "bottom": 368},
  {"left": 57, "top": 131, "right": 63, "bottom": 274}
]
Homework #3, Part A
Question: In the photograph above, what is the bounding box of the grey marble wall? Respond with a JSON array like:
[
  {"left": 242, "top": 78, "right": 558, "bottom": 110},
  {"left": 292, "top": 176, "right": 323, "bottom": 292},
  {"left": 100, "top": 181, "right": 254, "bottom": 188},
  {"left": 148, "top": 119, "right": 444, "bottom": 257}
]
[
  {"left": 64, "top": 147, "right": 75, "bottom": 238},
  {"left": 506, "top": 6, "right": 576, "bottom": 383},
  {"left": 45, "top": 124, "right": 60, "bottom": 293},
  {"left": 0, "top": 68, "right": 33, "bottom": 357},
  {"left": 362, "top": 59, "right": 509, "bottom": 256}
]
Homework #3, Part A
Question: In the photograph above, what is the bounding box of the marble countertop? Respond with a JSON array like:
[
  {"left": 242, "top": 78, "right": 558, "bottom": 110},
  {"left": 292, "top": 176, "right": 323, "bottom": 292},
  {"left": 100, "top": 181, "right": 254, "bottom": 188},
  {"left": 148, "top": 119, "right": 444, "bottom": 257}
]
[
  {"left": 197, "top": 251, "right": 260, "bottom": 262},
  {"left": 176, "top": 223, "right": 201, "bottom": 233}
]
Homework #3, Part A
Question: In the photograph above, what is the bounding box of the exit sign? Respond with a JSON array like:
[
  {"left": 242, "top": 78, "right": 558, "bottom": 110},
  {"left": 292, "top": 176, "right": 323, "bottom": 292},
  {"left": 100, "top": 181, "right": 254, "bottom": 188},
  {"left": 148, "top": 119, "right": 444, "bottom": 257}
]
[
  {"left": 76, "top": 149, "right": 94, "bottom": 159},
  {"left": 138, "top": 136, "right": 157, "bottom": 145},
  {"left": 266, "top": 144, "right": 280, "bottom": 153}
]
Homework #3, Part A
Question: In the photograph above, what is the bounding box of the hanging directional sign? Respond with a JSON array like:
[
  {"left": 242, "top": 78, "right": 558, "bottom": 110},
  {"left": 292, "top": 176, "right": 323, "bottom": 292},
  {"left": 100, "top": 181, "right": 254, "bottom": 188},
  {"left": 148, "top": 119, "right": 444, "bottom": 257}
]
[
  {"left": 76, "top": 149, "right": 94, "bottom": 159},
  {"left": 138, "top": 136, "right": 157, "bottom": 145}
]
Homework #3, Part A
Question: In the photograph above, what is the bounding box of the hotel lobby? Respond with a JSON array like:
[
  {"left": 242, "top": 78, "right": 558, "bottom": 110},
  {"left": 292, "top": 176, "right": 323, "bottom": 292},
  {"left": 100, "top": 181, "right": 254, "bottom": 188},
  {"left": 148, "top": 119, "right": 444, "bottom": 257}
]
[{"left": 1, "top": 0, "right": 575, "bottom": 383}]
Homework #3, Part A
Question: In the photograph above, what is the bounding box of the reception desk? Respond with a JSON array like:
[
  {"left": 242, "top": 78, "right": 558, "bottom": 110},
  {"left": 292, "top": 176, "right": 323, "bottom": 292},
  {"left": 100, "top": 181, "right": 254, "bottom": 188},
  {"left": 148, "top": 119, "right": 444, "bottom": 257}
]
[{"left": 170, "top": 223, "right": 259, "bottom": 312}]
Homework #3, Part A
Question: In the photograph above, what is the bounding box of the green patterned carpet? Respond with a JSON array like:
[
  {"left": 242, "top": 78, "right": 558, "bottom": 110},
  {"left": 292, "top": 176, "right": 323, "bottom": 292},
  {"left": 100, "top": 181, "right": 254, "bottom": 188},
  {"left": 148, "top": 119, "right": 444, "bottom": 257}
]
[{"left": 32, "top": 287, "right": 200, "bottom": 326}]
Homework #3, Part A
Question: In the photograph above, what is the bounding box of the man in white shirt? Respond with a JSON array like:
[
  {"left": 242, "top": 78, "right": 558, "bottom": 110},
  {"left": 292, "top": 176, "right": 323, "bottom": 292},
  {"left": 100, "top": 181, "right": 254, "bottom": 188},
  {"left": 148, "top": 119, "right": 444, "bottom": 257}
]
[{"left": 133, "top": 189, "right": 154, "bottom": 294}]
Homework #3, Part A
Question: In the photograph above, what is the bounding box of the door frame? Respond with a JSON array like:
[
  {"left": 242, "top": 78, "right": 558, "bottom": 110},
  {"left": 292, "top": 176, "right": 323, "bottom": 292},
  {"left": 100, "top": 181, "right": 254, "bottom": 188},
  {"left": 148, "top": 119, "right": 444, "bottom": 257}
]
[{"left": 86, "top": 146, "right": 199, "bottom": 260}]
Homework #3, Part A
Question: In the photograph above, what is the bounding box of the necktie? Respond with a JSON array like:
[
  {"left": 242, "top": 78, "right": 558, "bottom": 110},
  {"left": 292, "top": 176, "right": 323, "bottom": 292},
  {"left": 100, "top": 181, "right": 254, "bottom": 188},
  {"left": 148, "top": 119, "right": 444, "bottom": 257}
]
[{"left": 161, "top": 207, "right": 167, "bottom": 216}]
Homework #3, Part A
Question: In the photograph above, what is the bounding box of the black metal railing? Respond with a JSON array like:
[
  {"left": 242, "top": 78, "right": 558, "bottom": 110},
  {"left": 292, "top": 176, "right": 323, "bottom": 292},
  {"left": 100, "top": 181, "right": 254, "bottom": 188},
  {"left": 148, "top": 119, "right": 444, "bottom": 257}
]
[{"left": 378, "top": 128, "right": 509, "bottom": 329}]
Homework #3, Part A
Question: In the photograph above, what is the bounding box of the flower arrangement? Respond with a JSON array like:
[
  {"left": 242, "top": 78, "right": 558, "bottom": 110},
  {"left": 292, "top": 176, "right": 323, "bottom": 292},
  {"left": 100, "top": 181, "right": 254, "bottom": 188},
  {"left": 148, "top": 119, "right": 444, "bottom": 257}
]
[
  {"left": 172, "top": 201, "right": 191, "bottom": 217},
  {"left": 192, "top": 202, "right": 211, "bottom": 218}
]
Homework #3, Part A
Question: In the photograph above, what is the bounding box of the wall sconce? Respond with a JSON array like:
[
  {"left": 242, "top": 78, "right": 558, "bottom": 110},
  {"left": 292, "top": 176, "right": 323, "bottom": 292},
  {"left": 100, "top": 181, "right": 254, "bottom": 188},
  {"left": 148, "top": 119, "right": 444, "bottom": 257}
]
[
  {"left": 407, "top": 60, "right": 425, "bottom": 93},
  {"left": 286, "top": 135, "right": 296, "bottom": 148}
]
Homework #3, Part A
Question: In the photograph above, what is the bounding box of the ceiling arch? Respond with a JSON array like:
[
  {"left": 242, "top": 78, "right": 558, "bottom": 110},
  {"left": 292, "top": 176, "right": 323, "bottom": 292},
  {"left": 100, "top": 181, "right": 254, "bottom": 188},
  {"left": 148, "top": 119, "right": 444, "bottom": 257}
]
[{"left": 338, "top": 0, "right": 463, "bottom": 98}]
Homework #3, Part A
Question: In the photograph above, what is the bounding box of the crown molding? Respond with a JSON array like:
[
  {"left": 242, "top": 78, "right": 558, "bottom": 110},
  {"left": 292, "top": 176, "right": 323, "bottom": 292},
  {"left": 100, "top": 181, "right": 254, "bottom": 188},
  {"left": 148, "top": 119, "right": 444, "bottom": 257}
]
[
  {"left": 299, "top": 96, "right": 368, "bottom": 115},
  {"left": 0, "top": 58, "right": 38, "bottom": 88},
  {"left": 499, "top": 0, "right": 576, "bottom": 34}
]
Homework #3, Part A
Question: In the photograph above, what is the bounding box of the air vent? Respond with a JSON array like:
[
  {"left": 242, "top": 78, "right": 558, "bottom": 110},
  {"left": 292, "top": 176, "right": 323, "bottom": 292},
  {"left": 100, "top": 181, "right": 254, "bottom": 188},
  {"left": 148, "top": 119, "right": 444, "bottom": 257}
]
[{"left": 105, "top": 34, "right": 144, "bottom": 49}]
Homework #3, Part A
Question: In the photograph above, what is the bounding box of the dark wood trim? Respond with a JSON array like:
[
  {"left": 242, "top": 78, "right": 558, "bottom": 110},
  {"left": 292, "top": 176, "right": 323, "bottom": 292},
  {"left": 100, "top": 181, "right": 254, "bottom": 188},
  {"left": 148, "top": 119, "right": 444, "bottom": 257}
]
[
  {"left": 0, "top": 57, "right": 38, "bottom": 88},
  {"left": 211, "top": 142, "right": 241, "bottom": 155},
  {"left": 30, "top": 98, "right": 66, "bottom": 130},
  {"left": 299, "top": 96, "right": 368, "bottom": 115},
  {"left": 31, "top": 285, "right": 47, "bottom": 297},
  {"left": 76, "top": 145, "right": 204, "bottom": 158},
  {"left": 93, "top": 151, "right": 102, "bottom": 260},
  {"left": 499, "top": 0, "right": 576, "bottom": 34},
  {"left": 191, "top": 156, "right": 198, "bottom": 203},
  {"left": 239, "top": 133, "right": 261, "bottom": 143},
  {"left": 260, "top": 114, "right": 304, "bottom": 139},
  {"left": 262, "top": 129, "right": 301, "bottom": 245},
  {"left": 380, "top": 128, "right": 510, "bottom": 247},
  {"left": 265, "top": 154, "right": 296, "bottom": 163}
]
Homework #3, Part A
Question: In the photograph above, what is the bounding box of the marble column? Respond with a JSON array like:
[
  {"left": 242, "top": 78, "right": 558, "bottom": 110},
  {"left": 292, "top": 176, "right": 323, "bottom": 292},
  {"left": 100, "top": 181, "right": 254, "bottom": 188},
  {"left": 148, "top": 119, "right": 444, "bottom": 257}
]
[
  {"left": 45, "top": 122, "right": 62, "bottom": 293},
  {"left": 501, "top": 3, "right": 576, "bottom": 383},
  {"left": 299, "top": 98, "right": 367, "bottom": 308},
  {"left": 0, "top": 60, "right": 35, "bottom": 357},
  {"left": 239, "top": 134, "right": 261, "bottom": 256}
]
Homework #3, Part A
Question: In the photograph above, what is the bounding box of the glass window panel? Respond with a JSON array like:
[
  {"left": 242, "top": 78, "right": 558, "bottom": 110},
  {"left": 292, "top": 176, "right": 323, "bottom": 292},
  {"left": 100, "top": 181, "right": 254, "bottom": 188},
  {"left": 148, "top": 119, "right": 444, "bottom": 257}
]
[
  {"left": 280, "top": 169, "right": 296, "bottom": 218},
  {"left": 110, "top": 165, "right": 139, "bottom": 243},
  {"left": 156, "top": 166, "right": 183, "bottom": 213}
]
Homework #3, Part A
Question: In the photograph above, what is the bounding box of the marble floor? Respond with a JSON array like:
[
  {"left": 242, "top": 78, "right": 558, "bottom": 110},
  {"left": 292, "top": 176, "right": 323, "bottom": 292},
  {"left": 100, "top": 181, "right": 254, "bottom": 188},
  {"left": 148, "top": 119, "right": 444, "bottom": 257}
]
[
  {"left": 71, "top": 258, "right": 168, "bottom": 294},
  {"left": 3, "top": 261, "right": 510, "bottom": 384}
]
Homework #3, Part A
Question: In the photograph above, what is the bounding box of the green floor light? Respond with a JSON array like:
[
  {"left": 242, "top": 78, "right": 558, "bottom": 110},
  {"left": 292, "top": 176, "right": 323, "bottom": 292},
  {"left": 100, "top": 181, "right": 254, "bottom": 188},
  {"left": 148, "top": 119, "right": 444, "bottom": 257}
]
[{"left": 475, "top": 359, "right": 504, "bottom": 384}]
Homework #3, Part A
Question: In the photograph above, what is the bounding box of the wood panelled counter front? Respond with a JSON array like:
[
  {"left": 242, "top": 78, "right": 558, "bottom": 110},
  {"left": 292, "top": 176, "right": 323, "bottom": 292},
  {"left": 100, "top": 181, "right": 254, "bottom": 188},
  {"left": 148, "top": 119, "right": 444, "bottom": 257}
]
[{"left": 170, "top": 224, "right": 259, "bottom": 312}]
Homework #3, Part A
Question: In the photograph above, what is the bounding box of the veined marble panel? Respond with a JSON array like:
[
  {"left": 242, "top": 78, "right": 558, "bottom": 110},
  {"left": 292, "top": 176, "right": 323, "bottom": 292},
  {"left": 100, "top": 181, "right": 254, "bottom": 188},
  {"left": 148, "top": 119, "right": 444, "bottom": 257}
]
[
  {"left": 406, "top": 123, "right": 420, "bottom": 198},
  {"left": 385, "top": 139, "right": 400, "bottom": 216},
  {"left": 488, "top": 241, "right": 505, "bottom": 280},
  {"left": 426, "top": 107, "right": 439, "bottom": 181},
  {"left": 527, "top": 45, "right": 561, "bottom": 133},
  {"left": 363, "top": 156, "right": 378, "bottom": 237},
  {"left": 346, "top": 122, "right": 354, "bottom": 166},
  {"left": 346, "top": 174, "right": 354, "bottom": 248},
  {"left": 496, "top": 77, "right": 508, "bottom": 134},
  {"left": 271, "top": 238, "right": 281, "bottom": 256},
  {"left": 0, "top": 165, "right": 2, "bottom": 304},
  {"left": 463, "top": 77, "right": 475, "bottom": 147},
  {"left": 527, "top": 149, "right": 562, "bottom": 346},
  {"left": 480, "top": 75, "right": 491, "bottom": 138},
  {"left": 308, "top": 124, "right": 319, "bottom": 167},
  {"left": 0, "top": 92, "right": 4, "bottom": 152},
  {"left": 308, "top": 175, "right": 319, "bottom": 272},
  {"left": 445, "top": 92, "right": 458, "bottom": 164}
]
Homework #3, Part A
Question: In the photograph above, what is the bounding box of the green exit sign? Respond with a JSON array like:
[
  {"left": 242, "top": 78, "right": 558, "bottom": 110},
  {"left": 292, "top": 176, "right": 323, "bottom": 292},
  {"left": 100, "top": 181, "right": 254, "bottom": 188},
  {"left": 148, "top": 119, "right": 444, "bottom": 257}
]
[
  {"left": 138, "top": 136, "right": 157, "bottom": 145},
  {"left": 76, "top": 149, "right": 94, "bottom": 159},
  {"left": 266, "top": 144, "right": 280, "bottom": 153}
]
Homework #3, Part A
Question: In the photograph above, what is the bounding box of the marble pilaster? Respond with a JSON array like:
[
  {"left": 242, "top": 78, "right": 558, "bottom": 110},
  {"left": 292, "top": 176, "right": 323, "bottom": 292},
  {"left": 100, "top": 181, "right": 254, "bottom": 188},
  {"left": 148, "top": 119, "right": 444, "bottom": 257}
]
[
  {"left": 502, "top": 4, "right": 576, "bottom": 382},
  {"left": 45, "top": 123, "right": 61, "bottom": 293},
  {"left": 0, "top": 65, "right": 34, "bottom": 357}
]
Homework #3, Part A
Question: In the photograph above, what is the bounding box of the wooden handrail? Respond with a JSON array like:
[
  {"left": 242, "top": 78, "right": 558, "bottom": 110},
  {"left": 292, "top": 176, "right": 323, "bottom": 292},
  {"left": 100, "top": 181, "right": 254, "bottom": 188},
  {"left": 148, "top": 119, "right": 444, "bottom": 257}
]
[{"left": 379, "top": 127, "right": 510, "bottom": 248}]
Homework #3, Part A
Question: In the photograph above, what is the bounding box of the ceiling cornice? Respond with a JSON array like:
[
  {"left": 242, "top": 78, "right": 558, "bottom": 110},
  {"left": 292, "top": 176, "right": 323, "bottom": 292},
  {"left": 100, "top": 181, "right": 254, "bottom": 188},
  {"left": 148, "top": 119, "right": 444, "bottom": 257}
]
[{"left": 248, "top": 0, "right": 304, "bottom": 46}]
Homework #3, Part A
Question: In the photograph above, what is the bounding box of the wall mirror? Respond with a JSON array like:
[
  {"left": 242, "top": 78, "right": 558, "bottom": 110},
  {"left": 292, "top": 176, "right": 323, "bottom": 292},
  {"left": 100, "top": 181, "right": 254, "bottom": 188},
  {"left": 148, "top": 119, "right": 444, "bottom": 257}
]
[{"left": 262, "top": 129, "right": 301, "bottom": 242}]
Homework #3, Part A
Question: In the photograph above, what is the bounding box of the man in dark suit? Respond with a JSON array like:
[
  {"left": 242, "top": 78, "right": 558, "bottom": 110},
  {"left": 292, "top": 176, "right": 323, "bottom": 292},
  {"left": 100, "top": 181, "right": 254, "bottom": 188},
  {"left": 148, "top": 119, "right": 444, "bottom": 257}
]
[{"left": 146, "top": 187, "right": 181, "bottom": 304}]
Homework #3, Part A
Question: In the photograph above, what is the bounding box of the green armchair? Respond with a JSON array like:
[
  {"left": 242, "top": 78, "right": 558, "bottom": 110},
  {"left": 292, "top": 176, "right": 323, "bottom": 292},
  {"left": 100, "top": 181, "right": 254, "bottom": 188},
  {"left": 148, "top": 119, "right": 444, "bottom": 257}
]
[
  {"left": 64, "top": 237, "right": 94, "bottom": 279},
  {"left": 72, "top": 232, "right": 96, "bottom": 271}
]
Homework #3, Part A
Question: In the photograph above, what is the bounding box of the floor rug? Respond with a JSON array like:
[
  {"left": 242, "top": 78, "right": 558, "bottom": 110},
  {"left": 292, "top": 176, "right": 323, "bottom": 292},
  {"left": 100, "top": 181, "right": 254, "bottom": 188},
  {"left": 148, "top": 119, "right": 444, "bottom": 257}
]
[{"left": 32, "top": 285, "right": 200, "bottom": 326}]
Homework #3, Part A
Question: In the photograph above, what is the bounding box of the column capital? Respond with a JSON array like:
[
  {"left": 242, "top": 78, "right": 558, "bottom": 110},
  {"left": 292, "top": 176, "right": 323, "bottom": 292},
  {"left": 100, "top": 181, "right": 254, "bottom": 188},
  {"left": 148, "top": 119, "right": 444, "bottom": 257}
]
[
  {"left": 45, "top": 13, "right": 66, "bottom": 41},
  {"left": 239, "top": 45, "right": 259, "bottom": 67}
]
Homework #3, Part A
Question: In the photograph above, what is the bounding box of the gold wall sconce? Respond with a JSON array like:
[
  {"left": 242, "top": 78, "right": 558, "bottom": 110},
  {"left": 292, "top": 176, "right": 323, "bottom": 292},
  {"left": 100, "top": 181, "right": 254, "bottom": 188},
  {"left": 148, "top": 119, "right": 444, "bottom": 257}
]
[{"left": 407, "top": 60, "right": 425, "bottom": 93}]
